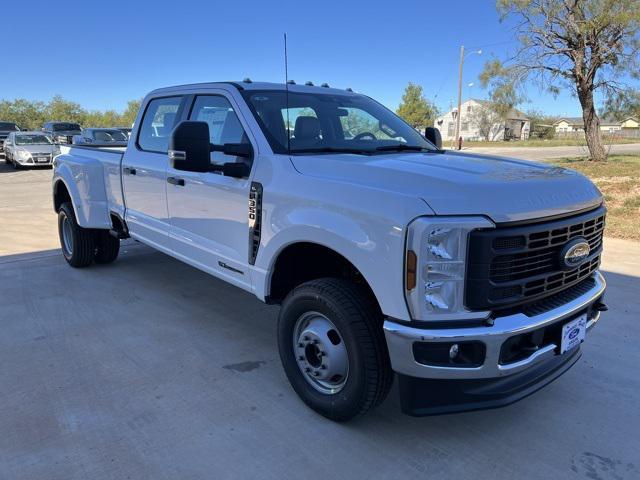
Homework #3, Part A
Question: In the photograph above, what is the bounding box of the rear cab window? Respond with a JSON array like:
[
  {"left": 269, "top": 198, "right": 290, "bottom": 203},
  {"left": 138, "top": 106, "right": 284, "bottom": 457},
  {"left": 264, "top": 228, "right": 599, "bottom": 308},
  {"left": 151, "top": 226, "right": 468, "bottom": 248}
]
[{"left": 137, "top": 96, "right": 183, "bottom": 153}]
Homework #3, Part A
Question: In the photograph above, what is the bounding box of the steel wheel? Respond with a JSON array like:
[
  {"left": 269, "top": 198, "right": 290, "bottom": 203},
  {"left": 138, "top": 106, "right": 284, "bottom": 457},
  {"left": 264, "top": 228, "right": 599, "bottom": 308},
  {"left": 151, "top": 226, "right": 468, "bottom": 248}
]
[
  {"left": 292, "top": 311, "right": 349, "bottom": 394},
  {"left": 61, "top": 213, "right": 74, "bottom": 256}
]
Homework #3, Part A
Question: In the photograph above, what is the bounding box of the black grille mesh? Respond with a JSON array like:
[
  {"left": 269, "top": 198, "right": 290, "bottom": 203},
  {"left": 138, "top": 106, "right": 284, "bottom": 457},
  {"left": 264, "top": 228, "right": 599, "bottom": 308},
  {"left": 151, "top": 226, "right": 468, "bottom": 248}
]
[{"left": 466, "top": 206, "right": 605, "bottom": 311}]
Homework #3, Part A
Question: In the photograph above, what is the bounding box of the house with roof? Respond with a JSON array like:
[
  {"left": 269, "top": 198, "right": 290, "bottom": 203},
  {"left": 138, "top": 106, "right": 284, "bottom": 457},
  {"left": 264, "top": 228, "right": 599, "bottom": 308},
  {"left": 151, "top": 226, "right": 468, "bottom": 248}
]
[
  {"left": 434, "top": 99, "right": 530, "bottom": 142},
  {"left": 553, "top": 116, "right": 639, "bottom": 133}
]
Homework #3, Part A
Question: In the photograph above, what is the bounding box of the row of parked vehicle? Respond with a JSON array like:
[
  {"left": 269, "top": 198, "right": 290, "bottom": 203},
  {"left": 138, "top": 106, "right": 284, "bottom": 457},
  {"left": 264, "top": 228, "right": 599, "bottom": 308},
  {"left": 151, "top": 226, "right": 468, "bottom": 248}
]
[{"left": 0, "top": 121, "right": 131, "bottom": 168}]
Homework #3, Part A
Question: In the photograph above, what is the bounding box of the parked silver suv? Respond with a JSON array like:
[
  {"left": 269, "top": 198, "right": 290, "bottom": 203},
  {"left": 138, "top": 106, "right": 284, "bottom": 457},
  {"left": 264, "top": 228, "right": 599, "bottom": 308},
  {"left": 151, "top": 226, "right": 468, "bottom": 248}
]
[{"left": 43, "top": 121, "right": 82, "bottom": 144}]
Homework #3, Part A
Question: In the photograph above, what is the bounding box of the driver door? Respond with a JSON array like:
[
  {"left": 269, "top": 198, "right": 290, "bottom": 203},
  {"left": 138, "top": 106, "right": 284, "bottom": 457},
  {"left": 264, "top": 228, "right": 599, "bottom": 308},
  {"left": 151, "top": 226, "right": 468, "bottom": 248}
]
[{"left": 166, "top": 92, "right": 255, "bottom": 289}]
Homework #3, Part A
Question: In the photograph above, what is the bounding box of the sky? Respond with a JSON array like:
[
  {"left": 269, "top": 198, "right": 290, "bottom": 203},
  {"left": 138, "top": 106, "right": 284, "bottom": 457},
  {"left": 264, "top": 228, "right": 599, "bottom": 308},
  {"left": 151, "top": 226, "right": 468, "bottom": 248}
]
[{"left": 0, "top": 0, "right": 621, "bottom": 117}]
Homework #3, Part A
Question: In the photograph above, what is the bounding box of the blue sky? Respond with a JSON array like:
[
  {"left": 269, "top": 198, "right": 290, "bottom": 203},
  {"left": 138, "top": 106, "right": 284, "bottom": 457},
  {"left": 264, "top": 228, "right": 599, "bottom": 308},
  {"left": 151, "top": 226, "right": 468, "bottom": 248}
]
[{"left": 0, "top": 0, "right": 611, "bottom": 116}]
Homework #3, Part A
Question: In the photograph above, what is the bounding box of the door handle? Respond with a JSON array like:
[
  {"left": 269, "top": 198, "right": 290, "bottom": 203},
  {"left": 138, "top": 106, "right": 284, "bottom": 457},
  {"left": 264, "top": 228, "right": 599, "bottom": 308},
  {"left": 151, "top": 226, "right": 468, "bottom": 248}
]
[
  {"left": 123, "top": 166, "right": 136, "bottom": 175},
  {"left": 167, "top": 176, "right": 185, "bottom": 186}
]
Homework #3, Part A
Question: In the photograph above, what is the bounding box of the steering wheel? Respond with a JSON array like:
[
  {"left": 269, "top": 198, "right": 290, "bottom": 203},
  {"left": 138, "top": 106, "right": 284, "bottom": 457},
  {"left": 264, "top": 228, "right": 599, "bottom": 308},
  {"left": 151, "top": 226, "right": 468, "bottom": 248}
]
[{"left": 352, "top": 132, "right": 377, "bottom": 141}]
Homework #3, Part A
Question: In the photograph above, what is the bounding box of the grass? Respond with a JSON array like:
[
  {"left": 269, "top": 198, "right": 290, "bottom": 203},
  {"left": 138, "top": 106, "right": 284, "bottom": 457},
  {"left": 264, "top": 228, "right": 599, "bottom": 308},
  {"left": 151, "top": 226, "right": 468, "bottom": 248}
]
[
  {"left": 461, "top": 137, "right": 639, "bottom": 148},
  {"left": 549, "top": 155, "right": 640, "bottom": 240}
]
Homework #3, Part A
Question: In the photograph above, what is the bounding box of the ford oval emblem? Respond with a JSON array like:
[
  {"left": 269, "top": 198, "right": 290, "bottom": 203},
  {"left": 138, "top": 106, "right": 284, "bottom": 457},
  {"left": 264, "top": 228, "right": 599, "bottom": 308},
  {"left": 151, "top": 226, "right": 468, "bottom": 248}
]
[{"left": 560, "top": 237, "right": 591, "bottom": 269}]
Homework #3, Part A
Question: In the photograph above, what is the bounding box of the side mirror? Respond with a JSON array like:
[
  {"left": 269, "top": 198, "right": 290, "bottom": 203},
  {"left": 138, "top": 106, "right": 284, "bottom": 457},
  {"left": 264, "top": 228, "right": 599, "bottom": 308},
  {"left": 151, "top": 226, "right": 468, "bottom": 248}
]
[
  {"left": 424, "top": 127, "right": 443, "bottom": 150},
  {"left": 221, "top": 162, "right": 251, "bottom": 178},
  {"left": 169, "top": 121, "right": 211, "bottom": 172},
  {"left": 210, "top": 142, "right": 253, "bottom": 158}
]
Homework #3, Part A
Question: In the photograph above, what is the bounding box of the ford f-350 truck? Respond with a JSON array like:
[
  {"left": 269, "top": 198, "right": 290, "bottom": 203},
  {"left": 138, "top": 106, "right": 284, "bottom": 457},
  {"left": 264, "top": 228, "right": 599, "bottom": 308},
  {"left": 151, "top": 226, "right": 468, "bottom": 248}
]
[{"left": 52, "top": 81, "right": 607, "bottom": 421}]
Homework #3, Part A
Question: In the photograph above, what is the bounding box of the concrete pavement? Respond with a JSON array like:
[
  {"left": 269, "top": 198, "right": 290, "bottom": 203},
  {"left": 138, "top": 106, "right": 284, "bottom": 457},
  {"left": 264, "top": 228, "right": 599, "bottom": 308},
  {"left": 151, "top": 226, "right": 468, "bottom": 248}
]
[
  {"left": 1, "top": 160, "right": 639, "bottom": 479},
  {"left": 463, "top": 142, "right": 640, "bottom": 161}
]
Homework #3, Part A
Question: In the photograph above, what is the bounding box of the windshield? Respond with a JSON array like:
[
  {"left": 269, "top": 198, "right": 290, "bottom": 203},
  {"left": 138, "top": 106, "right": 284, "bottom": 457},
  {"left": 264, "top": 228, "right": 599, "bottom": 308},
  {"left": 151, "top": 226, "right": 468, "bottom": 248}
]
[
  {"left": 52, "top": 123, "right": 81, "bottom": 131},
  {"left": 0, "top": 122, "right": 19, "bottom": 131},
  {"left": 241, "top": 90, "right": 436, "bottom": 155},
  {"left": 16, "top": 134, "right": 53, "bottom": 145}
]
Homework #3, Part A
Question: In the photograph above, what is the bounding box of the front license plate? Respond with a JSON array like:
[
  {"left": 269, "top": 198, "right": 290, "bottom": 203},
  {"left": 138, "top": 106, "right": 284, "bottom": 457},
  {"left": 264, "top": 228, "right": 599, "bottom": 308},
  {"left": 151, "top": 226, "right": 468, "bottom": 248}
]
[
  {"left": 561, "top": 313, "right": 587, "bottom": 354},
  {"left": 36, "top": 157, "right": 48, "bottom": 163}
]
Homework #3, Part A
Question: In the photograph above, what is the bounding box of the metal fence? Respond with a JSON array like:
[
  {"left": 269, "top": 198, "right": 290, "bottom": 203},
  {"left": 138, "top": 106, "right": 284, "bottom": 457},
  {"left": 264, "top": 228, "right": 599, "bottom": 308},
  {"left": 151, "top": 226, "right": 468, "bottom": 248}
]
[{"left": 555, "top": 129, "right": 640, "bottom": 139}]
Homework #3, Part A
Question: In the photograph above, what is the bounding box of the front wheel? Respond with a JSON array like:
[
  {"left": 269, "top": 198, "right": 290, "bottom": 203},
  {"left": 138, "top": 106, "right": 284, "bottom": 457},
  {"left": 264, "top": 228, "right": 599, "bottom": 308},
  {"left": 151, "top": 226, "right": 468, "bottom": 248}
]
[
  {"left": 58, "top": 202, "right": 95, "bottom": 268},
  {"left": 277, "top": 278, "right": 393, "bottom": 421}
]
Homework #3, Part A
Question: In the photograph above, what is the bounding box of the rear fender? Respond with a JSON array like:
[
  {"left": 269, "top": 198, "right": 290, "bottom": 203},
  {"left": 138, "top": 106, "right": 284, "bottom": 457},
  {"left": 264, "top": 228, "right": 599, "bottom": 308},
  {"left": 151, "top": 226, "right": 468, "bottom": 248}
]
[{"left": 53, "top": 154, "right": 111, "bottom": 229}]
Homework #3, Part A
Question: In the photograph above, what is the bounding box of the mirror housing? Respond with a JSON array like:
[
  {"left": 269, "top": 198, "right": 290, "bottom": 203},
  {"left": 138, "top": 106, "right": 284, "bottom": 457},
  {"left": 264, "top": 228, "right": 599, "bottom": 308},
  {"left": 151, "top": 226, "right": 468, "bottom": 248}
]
[
  {"left": 424, "top": 127, "right": 443, "bottom": 149},
  {"left": 169, "top": 121, "right": 211, "bottom": 172},
  {"left": 221, "top": 162, "right": 251, "bottom": 178},
  {"left": 210, "top": 142, "right": 253, "bottom": 158},
  {"left": 169, "top": 121, "right": 252, "bottom": 178}
]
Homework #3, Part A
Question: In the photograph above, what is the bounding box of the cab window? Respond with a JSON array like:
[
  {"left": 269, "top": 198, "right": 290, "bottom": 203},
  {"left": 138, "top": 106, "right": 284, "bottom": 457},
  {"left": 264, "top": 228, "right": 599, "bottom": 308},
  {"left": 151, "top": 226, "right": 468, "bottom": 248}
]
[
  {"left": 138, "top": 96, "right": 183, "bottom": 153},
  {"left": 189, "top": 95, "right": 251, "bottom": 166}
]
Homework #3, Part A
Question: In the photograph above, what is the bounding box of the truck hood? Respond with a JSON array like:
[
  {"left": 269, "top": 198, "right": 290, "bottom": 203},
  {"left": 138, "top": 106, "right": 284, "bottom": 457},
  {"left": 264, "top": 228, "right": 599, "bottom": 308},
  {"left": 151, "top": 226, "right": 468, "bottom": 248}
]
[{"left": 290, "top": 151, "right": 602, "bottom": 223}]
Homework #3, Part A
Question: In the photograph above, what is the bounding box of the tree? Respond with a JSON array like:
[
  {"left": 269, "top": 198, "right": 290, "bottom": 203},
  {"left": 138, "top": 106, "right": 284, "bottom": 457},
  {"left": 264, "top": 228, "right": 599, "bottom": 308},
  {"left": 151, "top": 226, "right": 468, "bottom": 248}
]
[
  {"left": 468, "top": 102, "right": 502, "bottom": 141},
  {"left": 0, "top": 96, "right": 142, "bottom": 130},
  {"left": 121, "top": 99, "right": 142, "bottom": 126},
  {"left": 603, "top": 88, "right": 640, "bottom": 120},
  {"left": 481, "top": 0, "right": 640, "bottom": 161},
  {"left": 526, "top": 108, "right": 556, "bottom": 139},
  {"left": 396, "top": 83, "right": 438, "bottom": 129}
]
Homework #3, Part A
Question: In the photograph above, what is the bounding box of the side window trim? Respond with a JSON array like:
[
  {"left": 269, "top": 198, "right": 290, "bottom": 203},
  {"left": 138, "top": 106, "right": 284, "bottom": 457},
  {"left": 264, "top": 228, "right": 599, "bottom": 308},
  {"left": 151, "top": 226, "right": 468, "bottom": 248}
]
[{"left": 135, "top": 94, "right": 188, "bottom": 154}]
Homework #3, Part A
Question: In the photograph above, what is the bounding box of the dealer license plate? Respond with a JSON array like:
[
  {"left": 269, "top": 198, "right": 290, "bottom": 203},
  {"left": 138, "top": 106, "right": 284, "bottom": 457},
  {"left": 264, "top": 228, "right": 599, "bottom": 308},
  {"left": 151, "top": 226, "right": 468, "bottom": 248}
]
[{"left": 560, "top": 313, "right": 587, "bottom": 354}]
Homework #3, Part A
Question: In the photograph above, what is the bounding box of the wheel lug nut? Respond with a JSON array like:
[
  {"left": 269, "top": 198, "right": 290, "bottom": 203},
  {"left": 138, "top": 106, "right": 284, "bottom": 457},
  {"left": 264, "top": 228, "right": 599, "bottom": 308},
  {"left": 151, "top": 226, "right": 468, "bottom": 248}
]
[
  {"left": 312, "top": 339, "right": 319, "bottom": 345},
  {"left": 303, "top": 336, "right": 310, "bottom": 341},
  {"left": 320, "top": 365, "right": 327, "bottom": 370},
  {"left": 313, "top": 371, "right": 320, "bottom": 377}
]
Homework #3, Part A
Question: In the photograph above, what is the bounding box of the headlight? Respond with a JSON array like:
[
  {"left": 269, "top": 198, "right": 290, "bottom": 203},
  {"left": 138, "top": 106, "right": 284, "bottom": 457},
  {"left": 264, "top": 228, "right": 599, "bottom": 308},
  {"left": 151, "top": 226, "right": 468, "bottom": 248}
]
[
  {"left": 17, "top": 150, "right": 31, "bottom": 160},
  {"left": 405, "top": 216, "right": 494, "bottom": 321}
]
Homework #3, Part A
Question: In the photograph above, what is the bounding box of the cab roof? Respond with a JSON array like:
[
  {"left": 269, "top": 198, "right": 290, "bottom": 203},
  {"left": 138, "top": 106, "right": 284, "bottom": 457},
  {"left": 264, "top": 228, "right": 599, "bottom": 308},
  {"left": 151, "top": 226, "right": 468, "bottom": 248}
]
[{"left": 149, "top": 80, "right": 358, "bottom": 97}]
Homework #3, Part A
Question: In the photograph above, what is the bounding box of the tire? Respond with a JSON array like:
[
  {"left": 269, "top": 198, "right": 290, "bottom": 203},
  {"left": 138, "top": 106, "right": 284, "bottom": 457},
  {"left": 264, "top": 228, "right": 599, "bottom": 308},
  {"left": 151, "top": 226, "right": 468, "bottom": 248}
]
[
  {"left": 277, "top": 278, "right": 393, "bottom": 421},
  {"left": 93, "top": 230, "right": 120, "bottom": 264},
  {"left": 58, "top": 202, "right": 95, "bottom": 268}
]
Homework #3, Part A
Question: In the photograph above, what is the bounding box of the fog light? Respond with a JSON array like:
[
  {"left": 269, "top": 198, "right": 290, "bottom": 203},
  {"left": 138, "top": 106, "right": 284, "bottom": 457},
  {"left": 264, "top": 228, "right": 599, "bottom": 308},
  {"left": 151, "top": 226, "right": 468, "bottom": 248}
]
[{"left": 413, "top": 341, "right": 486, "bottom": 368}]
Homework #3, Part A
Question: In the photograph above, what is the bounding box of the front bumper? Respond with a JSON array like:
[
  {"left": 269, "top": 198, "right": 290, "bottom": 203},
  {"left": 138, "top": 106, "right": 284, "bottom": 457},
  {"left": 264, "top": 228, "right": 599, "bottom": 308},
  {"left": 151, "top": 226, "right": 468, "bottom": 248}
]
[{"left": 383, "top": 271, "right": 606, "bottom": 415}]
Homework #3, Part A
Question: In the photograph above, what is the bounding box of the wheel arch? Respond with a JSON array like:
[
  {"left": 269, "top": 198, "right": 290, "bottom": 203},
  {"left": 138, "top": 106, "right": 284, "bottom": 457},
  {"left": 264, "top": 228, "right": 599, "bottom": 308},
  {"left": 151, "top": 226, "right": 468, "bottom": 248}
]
[{"left": 266, "top": 240, "right": 380, "bottom": 312}]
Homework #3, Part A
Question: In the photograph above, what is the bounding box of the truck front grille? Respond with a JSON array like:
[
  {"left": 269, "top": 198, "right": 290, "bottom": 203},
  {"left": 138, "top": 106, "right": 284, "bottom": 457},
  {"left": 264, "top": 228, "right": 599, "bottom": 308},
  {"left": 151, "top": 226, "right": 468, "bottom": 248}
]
[{"left": 466, "top": 206, "right": 605, "bottom": 311}]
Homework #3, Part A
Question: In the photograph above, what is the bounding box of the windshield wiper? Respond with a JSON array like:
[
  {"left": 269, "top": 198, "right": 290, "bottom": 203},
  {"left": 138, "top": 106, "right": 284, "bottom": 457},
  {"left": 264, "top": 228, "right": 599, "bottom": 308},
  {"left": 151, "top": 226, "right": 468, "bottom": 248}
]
[
  {"left": 374, "top": 144, "right": 431, "bottom": 152},
  {"left": 292, "top": 147, "right": 373, "bottom": 155}
]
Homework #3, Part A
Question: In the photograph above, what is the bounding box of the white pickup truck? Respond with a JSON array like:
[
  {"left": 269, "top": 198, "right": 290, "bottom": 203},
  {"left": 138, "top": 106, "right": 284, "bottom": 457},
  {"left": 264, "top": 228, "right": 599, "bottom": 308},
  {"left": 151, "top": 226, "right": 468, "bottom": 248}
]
[{"left": 53, "top": 81, "right": 608, "bottom": 421}]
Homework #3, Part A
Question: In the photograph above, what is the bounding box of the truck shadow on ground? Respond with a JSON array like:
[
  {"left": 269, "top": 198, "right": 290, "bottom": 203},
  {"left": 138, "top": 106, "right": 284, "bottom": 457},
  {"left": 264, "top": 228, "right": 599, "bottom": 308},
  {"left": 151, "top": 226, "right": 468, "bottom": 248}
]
[{"left": 1, "top": 243, "right": 638, "bottom": 479}]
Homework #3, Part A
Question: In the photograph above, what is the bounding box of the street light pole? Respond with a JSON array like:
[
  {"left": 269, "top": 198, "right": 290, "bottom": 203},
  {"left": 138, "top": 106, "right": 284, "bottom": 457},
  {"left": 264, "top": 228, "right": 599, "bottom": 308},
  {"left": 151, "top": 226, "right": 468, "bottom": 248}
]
[
  {"left": 453, "top": 46, "right": 481, "bottom": 150},
  {"left": 454, "top": 45, "right": 465, "bottom": 150}
]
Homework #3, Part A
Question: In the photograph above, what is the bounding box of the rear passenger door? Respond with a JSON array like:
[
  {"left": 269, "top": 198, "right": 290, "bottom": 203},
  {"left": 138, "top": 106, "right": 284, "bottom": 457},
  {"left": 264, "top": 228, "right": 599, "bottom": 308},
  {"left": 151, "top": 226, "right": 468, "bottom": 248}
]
[
  {"left": 166, "top": 92, "right": 255, "bottom": 289},
  {"left": 123, "top": 95, "right": 185, "bottom": 249}
]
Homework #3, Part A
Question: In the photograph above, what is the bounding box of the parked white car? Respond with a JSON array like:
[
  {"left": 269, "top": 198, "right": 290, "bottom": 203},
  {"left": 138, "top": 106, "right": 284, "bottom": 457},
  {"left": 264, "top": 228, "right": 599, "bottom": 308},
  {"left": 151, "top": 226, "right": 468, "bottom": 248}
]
[
  {"left": 52, "top": 81, "right": 607, "bottom": 421},
  {"left": 4, "top": 131, "right": 58, "bottom": 168}
]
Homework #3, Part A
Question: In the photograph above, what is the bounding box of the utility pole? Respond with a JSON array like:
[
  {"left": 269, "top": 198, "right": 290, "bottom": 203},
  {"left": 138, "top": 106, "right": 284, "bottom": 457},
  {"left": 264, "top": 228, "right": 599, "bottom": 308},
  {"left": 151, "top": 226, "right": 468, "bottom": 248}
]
[{"left": 454, "top": 45, "right": 465, "bottom": 150}]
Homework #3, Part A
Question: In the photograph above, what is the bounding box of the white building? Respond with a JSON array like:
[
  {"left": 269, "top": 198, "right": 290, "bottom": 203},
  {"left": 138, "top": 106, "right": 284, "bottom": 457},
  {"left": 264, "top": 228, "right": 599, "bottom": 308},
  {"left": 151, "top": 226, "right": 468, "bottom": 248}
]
[
  {"left": 553, "top": 116, "right": 640, "bottom": 134},
  {"left": 435, "top": 99, "right": 530, "bottom": 142}
]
